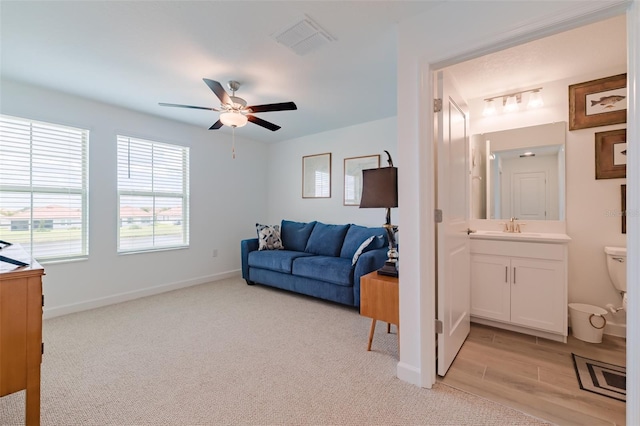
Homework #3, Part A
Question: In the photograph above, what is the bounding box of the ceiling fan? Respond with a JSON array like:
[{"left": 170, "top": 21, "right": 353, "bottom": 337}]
[{"left": 159, "top": 79, "right": 297, "bottom": 131}]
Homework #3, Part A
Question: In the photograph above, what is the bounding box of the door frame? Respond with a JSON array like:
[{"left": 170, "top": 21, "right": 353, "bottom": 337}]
[{"left": 397, "top": 4, "right": 637, "bottom": 419}]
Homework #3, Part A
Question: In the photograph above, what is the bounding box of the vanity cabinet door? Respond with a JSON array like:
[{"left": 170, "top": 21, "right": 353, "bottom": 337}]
[
  {"left": 470, "top": 254, "right": 511, "bottom": 322},
  {"left": 509, "top": 258, "right": 564, "bottom": 333}
]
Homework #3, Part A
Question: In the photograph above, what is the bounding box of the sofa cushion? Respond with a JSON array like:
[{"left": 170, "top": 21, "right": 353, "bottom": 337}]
[
  {"left": 256, "top": 223, "right": 284, "bottom": 251},
  {"left": 339, "top": 225, "right": 387, "bottom": 259},
  {"left": 292, "top": 256, "right": 353, "bottom": 286},
  {"left": 248, "top": 250, "right": 315, "bottom": 274},
  {"left": 281, "top": 220, "right": 317, "bottom": 252},
  {"left": 304, "top": 222, "right": 350, "bottom": 257}
]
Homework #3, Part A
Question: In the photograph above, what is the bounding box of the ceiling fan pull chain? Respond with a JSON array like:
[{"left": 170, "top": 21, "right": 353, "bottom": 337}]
[{"left": 232, "top": 127, "right": 236, "bottom": 159}]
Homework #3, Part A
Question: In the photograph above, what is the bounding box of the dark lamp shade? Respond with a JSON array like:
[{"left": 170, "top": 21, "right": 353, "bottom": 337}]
[{"left": 359, "top": 167, "right": 398, "bottom": 208}]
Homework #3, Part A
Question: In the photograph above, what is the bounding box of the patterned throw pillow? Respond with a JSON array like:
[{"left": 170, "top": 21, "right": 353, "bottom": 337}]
[
  {"left": 256, "top": 223, "right": 284, "bottom": 251},
  {"left": 352, "top": 235, "right": 375, "bottom": 265}
]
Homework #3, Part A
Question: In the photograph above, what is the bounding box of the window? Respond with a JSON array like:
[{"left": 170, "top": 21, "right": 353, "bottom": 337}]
[
  {"left": 117, "top": 135, "right": 189, "bottom": 253},
  {"left": 0, "top": 115, "right": 89, "bottom": 261}
]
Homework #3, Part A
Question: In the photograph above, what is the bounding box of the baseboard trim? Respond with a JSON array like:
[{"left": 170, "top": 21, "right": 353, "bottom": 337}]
[
  {"left": 471, "top": 316, "right": 567, "bottom": 343},
  {"left": 397, "top": 361, "right": 422, "bottom": 387},
  {"left": 604, "top": 322, "right": 627, "bottom": 338},
  {"left": 43, "top": 270, "right": 241, "bottom": 319}
]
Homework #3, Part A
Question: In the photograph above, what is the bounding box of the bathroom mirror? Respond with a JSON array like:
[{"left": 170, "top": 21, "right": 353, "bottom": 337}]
[{"left": 471, "top": 122, "right": 566, "bottom": 220}]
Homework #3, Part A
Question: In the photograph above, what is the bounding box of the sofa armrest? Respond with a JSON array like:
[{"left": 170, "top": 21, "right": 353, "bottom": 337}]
[
  {"left": 241, "top": 238, "right": 259, "bottom": 280},
  {"left": 352, "top": 247, "right": 388, "bottom": 307}
]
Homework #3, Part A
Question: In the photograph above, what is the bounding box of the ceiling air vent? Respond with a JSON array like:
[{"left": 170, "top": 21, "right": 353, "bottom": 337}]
[{"left": 272, "top": 15, "right": 334, "bottom": 56}]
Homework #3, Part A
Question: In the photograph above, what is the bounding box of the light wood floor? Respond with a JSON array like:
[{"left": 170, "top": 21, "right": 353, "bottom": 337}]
[{"left": 439, "top": 323, "right": 626, "bottom": 426}]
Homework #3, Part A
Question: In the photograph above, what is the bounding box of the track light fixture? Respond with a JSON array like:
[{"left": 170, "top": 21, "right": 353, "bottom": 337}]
[
  {"left": 483, "top": 87, "right": 544, "bottom": 116},
  {"left": 503, "top": 95, "right": 519, "bottom": 113},
  {"left": 527, "top": 89, "right": 544, "bottom": 109}
]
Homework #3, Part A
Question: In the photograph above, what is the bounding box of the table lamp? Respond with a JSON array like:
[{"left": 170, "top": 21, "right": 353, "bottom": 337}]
[{"left": 359, "top": 150, "right": 398, "bottom": 277}]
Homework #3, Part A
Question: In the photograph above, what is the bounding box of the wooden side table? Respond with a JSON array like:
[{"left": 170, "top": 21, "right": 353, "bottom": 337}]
[{"left": 359, "top": 271, "right": 399, "bottom": 352}]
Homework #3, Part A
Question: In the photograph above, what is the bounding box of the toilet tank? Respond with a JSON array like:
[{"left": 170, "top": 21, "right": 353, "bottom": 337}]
[{"left": 604, "top": 246, "right": 627, "bottom": 292}]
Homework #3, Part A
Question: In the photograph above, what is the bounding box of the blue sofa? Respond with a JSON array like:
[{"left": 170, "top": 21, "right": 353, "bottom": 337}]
[{"left": 241, "top": 220, "right": 388, "bottom": 307}]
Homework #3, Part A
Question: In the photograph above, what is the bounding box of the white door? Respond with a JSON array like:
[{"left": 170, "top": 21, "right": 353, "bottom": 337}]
[
  {"left": 436, "top": 70, "right": 471, "bottom": 376},
  {"left": 512, "top": 171, "right": 547, "bottom": 220}
]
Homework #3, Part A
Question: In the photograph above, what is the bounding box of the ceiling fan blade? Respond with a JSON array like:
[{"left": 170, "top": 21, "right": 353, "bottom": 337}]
[
  {"left": 246, "top": 102, "right": 297, "bottom": 113},
  {"left": 159, "top": 102, "right": 219, "bottom": 111},
  {"left": 209, "top": 120, "right": 223, "bottom": 130},
  {"left": 203, "top": 79, "right": 231, "bottom": 106},
  {"left": 247, "top": 115, "right": 281, "bottom": 131}
]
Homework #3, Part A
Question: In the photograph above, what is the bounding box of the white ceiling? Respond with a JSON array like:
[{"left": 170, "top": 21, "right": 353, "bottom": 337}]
[
  {"left": 445, "top": 14, "right": 627, "bottom": 102},
  {"left": 0, "top": 2, "right": 626, "bottom": 143}
]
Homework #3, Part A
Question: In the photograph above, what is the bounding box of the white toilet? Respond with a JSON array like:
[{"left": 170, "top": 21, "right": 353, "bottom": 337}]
[{"left": 604, "top": 246, "right": 627, "bottom": 311}]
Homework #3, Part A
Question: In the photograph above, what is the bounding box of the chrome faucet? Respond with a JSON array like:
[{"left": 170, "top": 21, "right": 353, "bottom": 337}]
[{"left": 500, "top": 217, "right": 522, "bottom": 233}]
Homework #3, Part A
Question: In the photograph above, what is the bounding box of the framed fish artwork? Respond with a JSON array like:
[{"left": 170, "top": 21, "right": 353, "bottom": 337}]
[
  {"left": 595, "top": 128, "right": 626, "bottom": 179},
  {"left": 569, "top": 73, "right": 627, "bottom": 130}
]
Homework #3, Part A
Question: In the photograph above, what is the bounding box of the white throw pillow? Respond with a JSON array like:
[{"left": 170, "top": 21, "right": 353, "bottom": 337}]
[
  {"left": 352, "top": 235, "right": 375, "bottom": 265},
  {"left": 256, "top": 223, "right": 284, "bottom": 251}
]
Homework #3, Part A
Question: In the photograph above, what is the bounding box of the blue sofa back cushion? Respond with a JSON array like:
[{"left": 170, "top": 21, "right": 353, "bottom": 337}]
[
  {"left": 281, "top": 220, "right": 317, "bottom": 252},
  {"left": 339, "top": 225, "right": 387, "bottom": 259},
  {"left": 304, "top": 222, "right": 350, "bottom": 257}
]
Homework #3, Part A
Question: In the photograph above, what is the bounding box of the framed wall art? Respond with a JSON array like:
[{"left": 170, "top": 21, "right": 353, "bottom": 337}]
[
  {"left": 569, "top": 73, "right": 627, "bottom": 130},
  {"left": 343, "top": 154, "right": 380, "bottom": 206},
  {"left": 302, "top": 153, "right": 331, "bottom": 198},
  {"left": 595, "top": 128, "right": 626, "bottom": 179},
  {"left": 621, "top": 184, "right": 626, "bottom": 234}
]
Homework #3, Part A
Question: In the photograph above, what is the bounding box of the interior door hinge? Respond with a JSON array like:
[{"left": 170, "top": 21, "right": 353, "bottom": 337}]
[
  {"left": 42, "top": 294, "right": 44, "bottom": 307},
  {"left": 435, "top": 319, "right": 443, "bottom": 334},
  {"left": 434, "top": 98, "right": 443, "bottom": 113},
  {"left": 41, "top": 342, "right": 44, "bottom": 355},
  {"left": 434, "top": 209, "right": 443, "bottom": 223}
]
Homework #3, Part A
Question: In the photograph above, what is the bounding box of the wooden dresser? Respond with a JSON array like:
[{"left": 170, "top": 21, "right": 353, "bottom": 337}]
[{"left": 0, "top": 244, "right": 45, "bottom": 426}]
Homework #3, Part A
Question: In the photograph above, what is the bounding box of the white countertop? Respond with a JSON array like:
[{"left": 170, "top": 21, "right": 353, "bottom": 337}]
[{"left": 470, "top": 230, "right": 571, "bottom": 244}]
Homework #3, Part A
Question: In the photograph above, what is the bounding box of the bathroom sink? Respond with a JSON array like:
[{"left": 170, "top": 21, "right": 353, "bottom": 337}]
[
  {"left": 481, "top": 231, "right": 541, "bottom": 236},
  {"left": 471, "top": 230, "right": 571, "bottom": 243}
]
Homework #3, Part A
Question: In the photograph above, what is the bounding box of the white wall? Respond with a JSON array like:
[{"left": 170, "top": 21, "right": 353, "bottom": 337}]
[
  {"left": 467, "top": 69, "right": 628, "bottom": 333},
  {"left": 1, "top": 79, "right": 269, "bottom": 317},
  {"left": 267, "top": 117, "right": 398, "bottom": 227}
]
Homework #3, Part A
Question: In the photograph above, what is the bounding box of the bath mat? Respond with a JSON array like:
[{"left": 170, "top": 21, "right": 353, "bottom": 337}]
[{"left": 571, "top": 353, "right": 626, "bottom": 402}]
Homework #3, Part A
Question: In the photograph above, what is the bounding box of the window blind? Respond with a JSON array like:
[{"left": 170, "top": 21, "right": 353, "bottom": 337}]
[
  {"left": 0, "top": 115, "right": 89, "bottom": 261},
  {"left": 117, "top": 135, "right": 189, "bottom": 252}
]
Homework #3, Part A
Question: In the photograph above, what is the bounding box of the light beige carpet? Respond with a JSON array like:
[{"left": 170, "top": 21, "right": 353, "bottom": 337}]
[{"left": 1, "top": 277, "right": 549, "bottom": 425}]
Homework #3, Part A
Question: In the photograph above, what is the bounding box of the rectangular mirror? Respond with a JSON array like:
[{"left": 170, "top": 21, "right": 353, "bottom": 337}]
[{"left": 471, "top": 122, "right": 566, "bottom": 220}]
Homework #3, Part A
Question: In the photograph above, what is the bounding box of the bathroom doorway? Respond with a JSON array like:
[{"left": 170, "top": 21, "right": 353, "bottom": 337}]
[{"left": 435, "top": 12, "right": 628, "bottom": 423}]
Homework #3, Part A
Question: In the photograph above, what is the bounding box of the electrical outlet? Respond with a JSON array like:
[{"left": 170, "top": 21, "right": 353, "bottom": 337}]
[{"left": 212, "top": 249, "right": 218, "bottom": 258}]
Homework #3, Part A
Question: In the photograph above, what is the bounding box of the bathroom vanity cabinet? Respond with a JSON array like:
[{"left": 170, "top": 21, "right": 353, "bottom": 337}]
[{"left": 470, "top": 234, "right": 569, "bottom": 342}]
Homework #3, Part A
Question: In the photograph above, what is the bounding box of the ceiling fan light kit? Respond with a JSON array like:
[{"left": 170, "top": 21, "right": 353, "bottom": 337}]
[
  {"left": 220, "top": 111, "right": 248, "bottom": 128},
  {"left": 159, "top": 78, "right": 297, "bottom": 132}
]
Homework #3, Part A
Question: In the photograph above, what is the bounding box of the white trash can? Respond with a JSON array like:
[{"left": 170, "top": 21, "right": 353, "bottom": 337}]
[{"left": 568, "top": 303, "right": 608, "bottom": 343}]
